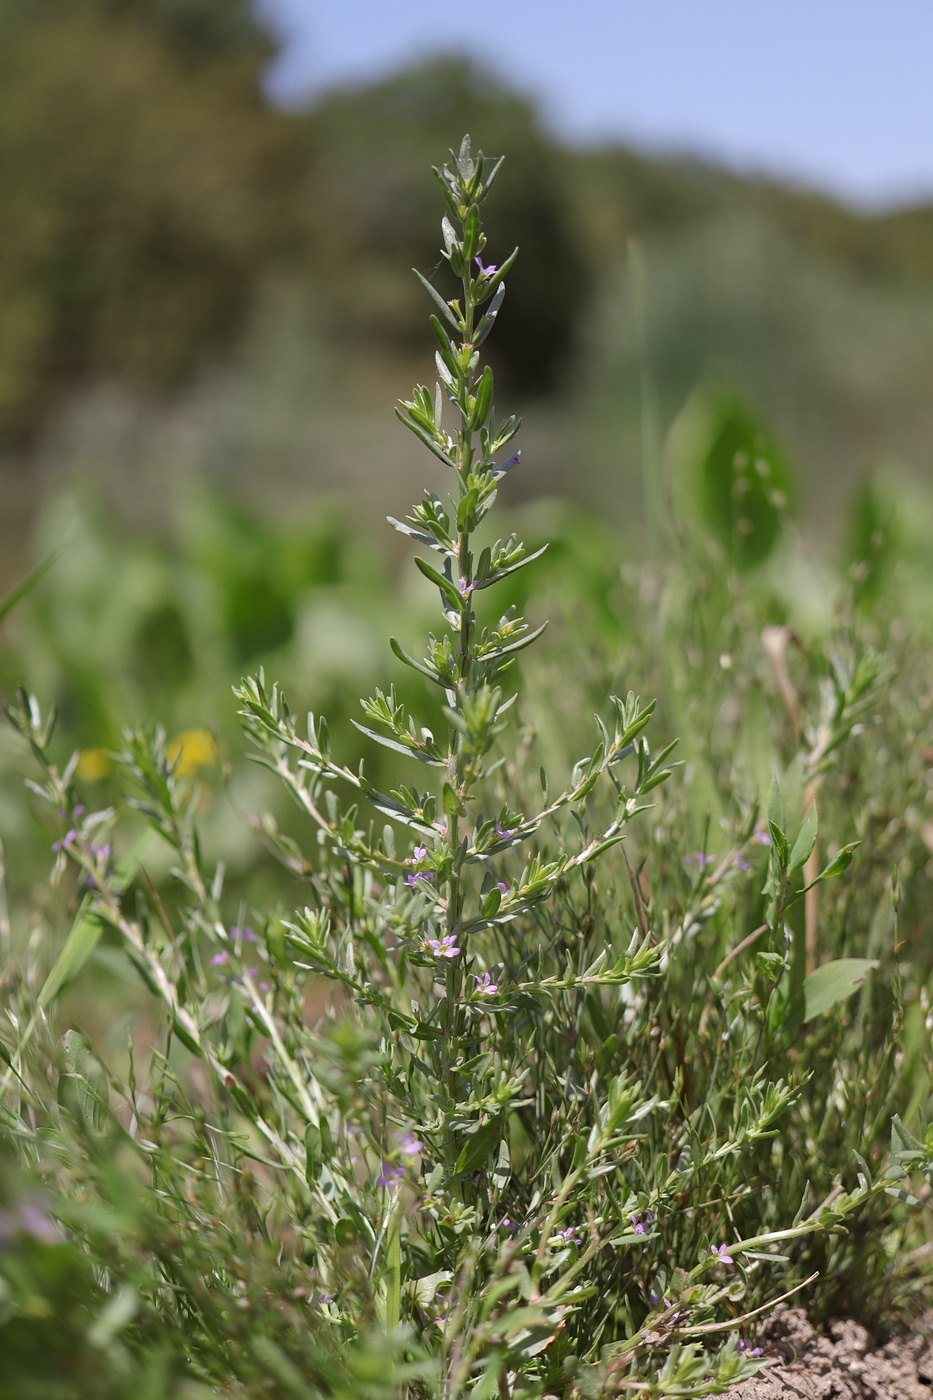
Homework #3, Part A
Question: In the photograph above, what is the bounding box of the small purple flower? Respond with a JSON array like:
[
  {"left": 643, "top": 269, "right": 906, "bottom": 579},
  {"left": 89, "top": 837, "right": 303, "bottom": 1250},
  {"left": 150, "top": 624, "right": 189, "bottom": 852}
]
[
  {"left": 210, "top": 950, "right": 229, "bottom": 966},
  {"left": 51, "top": 830, "right": 77, "bottom": 853},
  {"left": 555, "top": 1225, "right": 581, "bottom": 1245},
  {"left": 631, "top": 1210, "right": 655, "bottom": 1235},
  {"left": 405, "top": 870, "right": 434, "bottom": 887},
  {"left": 753, "top": 829, "right": 771, "bottom": 846},
  {"left": 737, "top": 858, "right": 752, "bottom": 871},
  {"left": 427, "top": 934, "right": 460, "bottom": 960},
  {"left": 311, "top": 1291, "right": 336, "bottom": 1307},
  {"left": 410, "top": 845, "right": 428, "bottom": 864},
  {"left": 73, "top": 805, "right": 86, "bottom": 817},
  {"left": 399, "top": 1133, "right": 422, "bottom": 1156},
  {"left": 0, "top": 1199, "right": 62, "bottom": 1247},
  {"left": 89, "top": 843, "right": 111, "bottom": 860},
  {"left": 473, "top": 972, "right": 498, "bottom": 996},
  {"left": 737, "top": 1339, "right": 763, "bottom": 1357},
  {"left": 495, "top": 881, "right": 509, "bottom": 894},
  {"left": 376, "top": 1163, "right": 406, "bottom": 1188},
  {"left": 231, "top": 926, "right": 257, "bottom": 942},
  {"left": 459, "top": 577, "right": 476, "bottom": 597},
  {"left": 475, "top": 255, "right": 497, "bottom": 277},
  {"left": 711, "top": 1243, "right": 734, "bottom": 1264},
  {"left": 500, "top": 1217, "right": 518, "bottom": 1233},
  {"left": 495, "top": 822, "right": 515, "bottom": 840}
]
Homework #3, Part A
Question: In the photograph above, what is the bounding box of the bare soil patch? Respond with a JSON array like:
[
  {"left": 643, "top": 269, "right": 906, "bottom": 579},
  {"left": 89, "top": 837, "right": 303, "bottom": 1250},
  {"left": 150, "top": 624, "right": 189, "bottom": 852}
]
[{"left": 728, "top": 1305, "right": 933, "bottom": 1399}]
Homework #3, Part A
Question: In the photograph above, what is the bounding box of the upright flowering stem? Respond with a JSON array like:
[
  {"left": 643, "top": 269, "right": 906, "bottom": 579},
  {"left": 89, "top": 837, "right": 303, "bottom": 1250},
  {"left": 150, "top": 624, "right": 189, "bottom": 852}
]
[{"left": 396, "top": 137, "right": 522, "bottom": 1163}]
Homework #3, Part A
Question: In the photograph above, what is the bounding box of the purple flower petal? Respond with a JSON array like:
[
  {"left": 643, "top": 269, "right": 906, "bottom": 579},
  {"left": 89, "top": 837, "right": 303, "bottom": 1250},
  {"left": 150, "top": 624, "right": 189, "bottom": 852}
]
[{"left": 473, "top": 972, "right": 498, "bottom": 996}]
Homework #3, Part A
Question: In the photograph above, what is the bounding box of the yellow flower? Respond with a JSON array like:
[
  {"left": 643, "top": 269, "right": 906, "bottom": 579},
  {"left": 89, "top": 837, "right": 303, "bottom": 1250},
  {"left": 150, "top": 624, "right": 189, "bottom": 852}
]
[
  {"left": 166, "top": 728, "right": 217, "bottom": 777},
  {"left": 76, "top": 748, "right": 112, "bottom": 782}
]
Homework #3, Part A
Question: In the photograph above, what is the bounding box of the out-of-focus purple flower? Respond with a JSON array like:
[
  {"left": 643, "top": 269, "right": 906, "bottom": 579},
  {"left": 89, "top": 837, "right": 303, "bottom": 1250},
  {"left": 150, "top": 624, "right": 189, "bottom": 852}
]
[
  {"left": 631, "top": 1210, "right": 655, "bottom": 1235},
  {"left": 475, "top": 255, "right": 497, "bottom": 276},
  {"left": 210, "top": 950, "right": 229, "bottom": 967},
  {"left": 0, "top": 1199, "right": 62, "bottom": 1248},
  {"left": 405, "top": 871, "right": 434, "bottom": 887},
  {"left": 737, "top": 1339, "right": 763, "bottom": 1357},
  {"left": 753, "top": 829, "right": 771, "bottom": 846},
  {"left": 473, "top": 972, "right": 498, "bottom": 996},
  {"left": 711, "top": 1243, "right": 734, "bottom": 1264},
  {"left": 737, "top": 858, "right": 752, "bottom": 871},
  {"left": 51, "top": 830, "right": 77, "bottom": 853},
  {"left": 399, "top": 1133, "right": 422, "bottom": 1156},
  {"left": 427, "top": 934, "right": 459, "bottom": 960},
  {"left": 73, "top": 805, "right": 86, "bottom": 817},
  {"left": 231, "top": 926, "right": 257, "bottom": 942},
  {"left": 684, "top": 851, "right": 715, "bottom": 867},
  {"left": 311, "top": 1291, "right": 336, "bottom": 1307},
  {"left": 501, "top": 1217, "right": 517, "bottom": 1232},
  {"left": 376, "top": 1163, "right": 406, "bottom": 1188},
  {"left": 89, "top": 843, "right": 111, "bottom": 860}
]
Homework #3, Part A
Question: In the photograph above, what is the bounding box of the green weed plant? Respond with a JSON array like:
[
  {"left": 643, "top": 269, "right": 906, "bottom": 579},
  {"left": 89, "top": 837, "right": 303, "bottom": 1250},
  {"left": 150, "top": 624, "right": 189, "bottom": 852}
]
[{"left": 1, "top": 139, "right": 932, "bottom": 1399}]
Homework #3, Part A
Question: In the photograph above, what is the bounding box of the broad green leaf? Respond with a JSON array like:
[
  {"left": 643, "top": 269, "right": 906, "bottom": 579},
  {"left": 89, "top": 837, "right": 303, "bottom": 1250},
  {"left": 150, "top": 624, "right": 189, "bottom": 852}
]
[
  {"left": 455, "top": 1118, "right": 502, "bottom": 1175},
  {"left": 38, "top": 899, "right": 105, "bottom": 1009},
  {"left": 789, "top": 803, "right": 818, "bottom": 872},
  {"left": 693, "top": 392, "right": 796, "bottom": 570},
  {"left": 812, "top": 842, "right": 860, "bottom": 883},
  {"left": 802, "top": 958, "right": 878, "bottom": 1022},
  {"left": 38, "top": 849, "right": 139, "bottom": 1008}
]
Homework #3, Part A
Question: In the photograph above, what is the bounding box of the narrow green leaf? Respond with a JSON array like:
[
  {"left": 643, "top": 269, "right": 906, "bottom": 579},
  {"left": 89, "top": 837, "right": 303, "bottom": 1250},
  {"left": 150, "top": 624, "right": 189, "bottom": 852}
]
[
  {"left": 477, "top": 544, "right": 548, "bottom": 590},
  {"left": 0, "top": 540, "right": 65, "bottom": 623},
  {"left": 389, "top": 637, "right": 446, "bottom": 688},
  {"left": 414, "top": 556, "right": 463, "bottom": 610},
  {"left": 350, "top": 720, "right": 445, "bottom": 766},
  {"left": 481, "top": 620, "right": 548, "bottom": 661},
  {"left": 412, "top": 268, "right": 460, "bottom": 330},
  {"left": 470, "top": 365, "right": 494, "bottom": 430}
]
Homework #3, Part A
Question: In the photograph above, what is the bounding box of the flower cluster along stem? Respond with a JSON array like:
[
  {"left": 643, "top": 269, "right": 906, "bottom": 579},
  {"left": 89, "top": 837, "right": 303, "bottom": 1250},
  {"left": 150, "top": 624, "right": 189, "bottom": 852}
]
[{"left": 395, "top": 139, "right": 523, "bottom": 1140}]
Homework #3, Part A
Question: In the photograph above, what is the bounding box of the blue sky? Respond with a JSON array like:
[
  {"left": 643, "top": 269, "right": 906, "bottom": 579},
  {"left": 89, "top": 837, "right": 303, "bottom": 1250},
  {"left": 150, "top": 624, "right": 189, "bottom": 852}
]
[{"left": 257, "top": 0, "right": 933, "bottom": 209}]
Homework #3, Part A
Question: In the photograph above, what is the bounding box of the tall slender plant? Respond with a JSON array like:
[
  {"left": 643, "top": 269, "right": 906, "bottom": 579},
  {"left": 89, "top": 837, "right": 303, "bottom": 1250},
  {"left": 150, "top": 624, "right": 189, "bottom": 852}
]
[{"left": 5, "top": 137, "right": 932, "bottom": 1400}]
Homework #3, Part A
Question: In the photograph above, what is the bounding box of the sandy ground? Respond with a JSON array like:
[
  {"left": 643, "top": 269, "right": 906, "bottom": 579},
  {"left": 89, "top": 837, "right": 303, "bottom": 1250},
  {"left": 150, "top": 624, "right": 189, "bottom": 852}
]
[{"left": 728, "top": 1305, "right": 933, "bottom": 1399}]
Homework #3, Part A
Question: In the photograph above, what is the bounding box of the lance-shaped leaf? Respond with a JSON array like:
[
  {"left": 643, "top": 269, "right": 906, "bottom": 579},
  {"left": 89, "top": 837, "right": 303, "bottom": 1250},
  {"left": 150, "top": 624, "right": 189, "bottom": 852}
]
[
  {"left": 477, "top": 620, "right": 548, "bottom": 662},
  {"left": 790, "top": 803, "right": 818, "bottom": 872},
  {"left": 415, "top": 556, "right": 463, "bottom": 611},
  {"left": 389, "top": 636, "right": 448, "bottom": 688},
  {"left": 477, "top": 543, "right": 548, "bottom": 590},
  {"left": 412, "top": 268, "right": 461, "bottom": 331},
  {"left": 351, "top": 720, "right": 446, "bottom": 767},
  {"left": 394, "top": 407, "right": 456, "bottom": 468}
]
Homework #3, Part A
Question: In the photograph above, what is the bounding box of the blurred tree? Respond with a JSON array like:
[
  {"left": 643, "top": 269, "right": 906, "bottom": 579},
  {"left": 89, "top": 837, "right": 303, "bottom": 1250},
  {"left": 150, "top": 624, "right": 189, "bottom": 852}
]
[
  {"left": 0, "top": 0, "right": 301, "bottom": 440},
  {"left": 301, "top": 56, "right": 591, "bottom": 400}
]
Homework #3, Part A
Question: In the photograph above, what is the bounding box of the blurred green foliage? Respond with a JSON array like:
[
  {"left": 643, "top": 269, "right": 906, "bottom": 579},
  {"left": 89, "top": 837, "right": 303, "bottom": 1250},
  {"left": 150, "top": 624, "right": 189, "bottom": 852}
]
[{"left": 2, "top": 2, "right": 933, "bottom": 544}]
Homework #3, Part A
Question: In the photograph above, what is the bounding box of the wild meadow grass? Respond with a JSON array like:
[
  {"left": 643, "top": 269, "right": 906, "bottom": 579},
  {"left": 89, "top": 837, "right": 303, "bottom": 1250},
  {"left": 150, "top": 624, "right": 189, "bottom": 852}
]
[{"left": 1, "top": 138, "right": 932, "bottom": 1399}]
